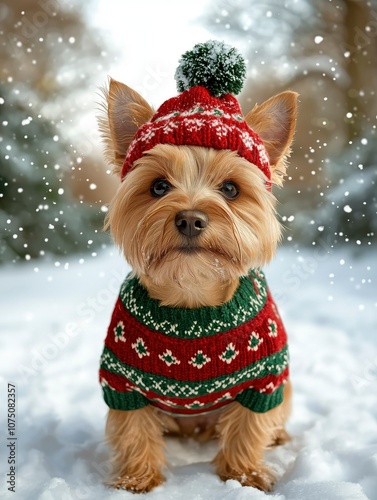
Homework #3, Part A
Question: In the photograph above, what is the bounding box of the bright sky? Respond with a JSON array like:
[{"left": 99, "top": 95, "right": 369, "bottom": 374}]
[{"left": 90, "top": 0, "right": 214, "bottom": 106}]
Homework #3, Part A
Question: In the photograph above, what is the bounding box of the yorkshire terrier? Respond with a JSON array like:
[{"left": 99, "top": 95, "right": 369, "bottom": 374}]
[{"left": 98, "top": 41, "right": 298, "bottom": 493}]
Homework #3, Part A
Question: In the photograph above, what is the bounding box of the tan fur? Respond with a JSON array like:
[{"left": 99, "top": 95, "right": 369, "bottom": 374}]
[
  {"left": 97, "top": 78, "right": 155, "bottom": 175},
  {"left": 100, "top": 80, "right": 298, "bottom": 493},
  {"left": 245, "top": 91, "right": 298, "bottom": 187},
  {"left": 105, "top": 145, "right": 282, "bottom": 308},
  {"left": 105, "top": 407, "right": 166, "bottom": 492},
  {"left": 213, "top": 380, "right": 292, "bottom": 490},
  {"left": 160, "top": 411, "right": 220, "bottom": 442}
]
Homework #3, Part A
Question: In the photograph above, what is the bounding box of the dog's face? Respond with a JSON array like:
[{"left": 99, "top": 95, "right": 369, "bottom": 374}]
[
  {"left": 99, "top": 80, "right": 297, "bottom": 303},
  {"left": 107, "top": 144, "right": 280, "bottom": 285}
]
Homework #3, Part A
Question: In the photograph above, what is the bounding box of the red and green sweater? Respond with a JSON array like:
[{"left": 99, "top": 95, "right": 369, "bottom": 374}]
[{"left": 99, "top": 270, "right": 289, "bottom": 416}]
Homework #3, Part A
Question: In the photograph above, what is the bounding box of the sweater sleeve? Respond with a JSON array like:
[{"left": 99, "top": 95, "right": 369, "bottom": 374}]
[
  {"left": 100, "top": 376, "right": 150, "bottom": 411},
  {"left": 235, "top": 384, "right": 284, "bottom": 413}
]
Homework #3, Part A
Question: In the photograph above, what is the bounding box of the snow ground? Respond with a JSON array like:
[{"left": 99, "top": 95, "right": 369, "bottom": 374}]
[{"left": 1, "top": 245, "right": 376, "bottom": 500}]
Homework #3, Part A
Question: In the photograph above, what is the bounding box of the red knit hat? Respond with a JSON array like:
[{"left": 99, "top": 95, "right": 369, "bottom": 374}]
[{"left": 121, "top": 41, "right": 270, "bottom": 184}]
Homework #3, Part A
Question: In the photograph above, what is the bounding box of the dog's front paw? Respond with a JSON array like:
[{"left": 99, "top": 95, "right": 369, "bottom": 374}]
[
  {"left": 240, "top": 467, "right": 275, "bottom": 491},
  {"left": 110, "top": 470, "right": 165, "bottom": 493},
  {"left": 216, "top": 459, "right": 275, "bottom": 491}
]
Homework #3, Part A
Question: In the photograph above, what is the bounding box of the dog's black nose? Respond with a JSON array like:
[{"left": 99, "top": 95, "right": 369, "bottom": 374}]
[{"left": 175, "top": 210, "right": 209, "bottom": 237}]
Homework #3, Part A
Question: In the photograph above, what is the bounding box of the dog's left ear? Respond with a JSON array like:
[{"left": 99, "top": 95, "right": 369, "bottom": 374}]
[{"left": 245, "top": 91, "right": 298, "bottom": 186}]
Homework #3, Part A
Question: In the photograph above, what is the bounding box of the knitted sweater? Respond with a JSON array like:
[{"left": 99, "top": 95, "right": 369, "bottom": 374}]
[{"left": 99, "top": 270, "right": 289, "bottom": 416}]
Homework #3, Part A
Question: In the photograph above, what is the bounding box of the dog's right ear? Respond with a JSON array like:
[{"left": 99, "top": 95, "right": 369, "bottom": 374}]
[{"left": 98, "top": 78, "right": 155, "bottom": 176}]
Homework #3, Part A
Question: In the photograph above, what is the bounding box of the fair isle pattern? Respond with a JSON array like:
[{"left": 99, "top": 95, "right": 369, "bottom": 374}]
[
  {"left": 131, "top": 338, "right": 150, "bottom": 359},
  {"left": 113, "top": 321, "right": 126, "bottom": 343},
  {"left": 159, "top": 349, "right": 181, "bottom": 367},
  {"left": 248, "top": 331, "right": 263, "bottom": 351},
  {"left": 124, "top": 112, "right": 269, "bottom": 173},
  {"left": 219, "top": 343, "right": 239, "bottom": 364},
  {"left": 188, "top": 350, "right": 212, "bottom": 369},
  {"left": 268, "top": 319, "right": 278, "bottom": 337},
  {"left": 121, "top": 86, "right": 271, "bottom": 182},
  {"left": 99, "top": 271, "right": 289, "bottom": 416},
  {"left": 152, "top": 108, "right": 244, "bottom": 124},
  {"left": 100, "top": 345, "right": 288, "bottom": 400},
  {"left": 120, "top": 270, "right": 268, "bottom": 338}
]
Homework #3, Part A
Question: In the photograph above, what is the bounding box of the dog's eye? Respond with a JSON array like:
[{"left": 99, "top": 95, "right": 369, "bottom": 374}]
[
  {"left": 150, "top": 178, "right": 172, "bottom": 197},
  {"left": 220, "top": 181, "right": 240, "bottom": 200}
]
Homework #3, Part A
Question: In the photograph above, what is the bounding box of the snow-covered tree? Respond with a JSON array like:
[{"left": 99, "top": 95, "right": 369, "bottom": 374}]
[
  {"left": 0, "top": 83, "right": 107, "bottom": 264},
  {"left": 0, "top": 0, "right": 113, "bottom": 264}
]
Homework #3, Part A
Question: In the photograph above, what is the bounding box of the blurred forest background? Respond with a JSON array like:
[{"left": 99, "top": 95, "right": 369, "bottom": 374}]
[{"left": 0, "top": 0, "right": 376, "bottom": 265}]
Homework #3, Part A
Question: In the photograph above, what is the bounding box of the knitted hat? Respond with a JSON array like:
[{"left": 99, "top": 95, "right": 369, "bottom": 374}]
[{"left": 121, "top": 40, "right": 270, "bottom": 183}]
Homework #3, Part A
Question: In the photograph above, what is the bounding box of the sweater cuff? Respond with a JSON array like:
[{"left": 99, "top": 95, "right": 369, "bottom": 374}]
[
  {"left": 235, "top": 385, "right": 284, "bottom": 413},
  {"left": 102, "top": 385, "right": 149, "bottom": 411}
]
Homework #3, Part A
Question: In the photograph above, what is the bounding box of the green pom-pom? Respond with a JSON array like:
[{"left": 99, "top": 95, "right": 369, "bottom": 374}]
[{"left": 174, "top": 40, "right": 246, "bottom": 97}]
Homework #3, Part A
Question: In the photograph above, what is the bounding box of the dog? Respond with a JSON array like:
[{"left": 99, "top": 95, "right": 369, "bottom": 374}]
[{"left": 98, "top": 41, "right": 298, "bottom": 493}]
